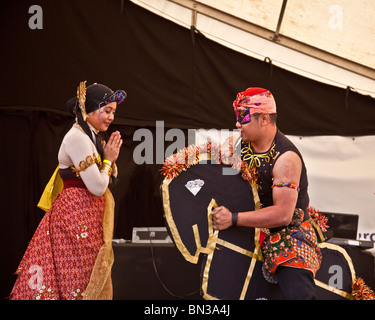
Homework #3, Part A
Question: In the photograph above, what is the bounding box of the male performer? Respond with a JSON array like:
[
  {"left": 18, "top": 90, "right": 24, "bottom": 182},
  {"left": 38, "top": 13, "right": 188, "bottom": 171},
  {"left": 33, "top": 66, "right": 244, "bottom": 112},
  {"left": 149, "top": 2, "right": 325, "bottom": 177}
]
[{"left": 212, "top": 87, "right": 321, "bottom": 299}]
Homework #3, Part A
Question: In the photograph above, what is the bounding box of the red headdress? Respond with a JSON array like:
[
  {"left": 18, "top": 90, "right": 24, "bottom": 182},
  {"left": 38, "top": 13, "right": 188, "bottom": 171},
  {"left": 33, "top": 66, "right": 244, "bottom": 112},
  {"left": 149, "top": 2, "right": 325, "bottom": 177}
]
[{"left": 233, "top": 87, "right": 276, "bottom": 114}]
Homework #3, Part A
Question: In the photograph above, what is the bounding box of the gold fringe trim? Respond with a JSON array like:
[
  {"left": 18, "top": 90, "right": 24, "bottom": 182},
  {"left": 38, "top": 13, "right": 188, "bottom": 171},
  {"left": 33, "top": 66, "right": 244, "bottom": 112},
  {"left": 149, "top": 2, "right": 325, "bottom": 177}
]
[{"left": 84, "top": 188, "right": 115, "bottom": 300}]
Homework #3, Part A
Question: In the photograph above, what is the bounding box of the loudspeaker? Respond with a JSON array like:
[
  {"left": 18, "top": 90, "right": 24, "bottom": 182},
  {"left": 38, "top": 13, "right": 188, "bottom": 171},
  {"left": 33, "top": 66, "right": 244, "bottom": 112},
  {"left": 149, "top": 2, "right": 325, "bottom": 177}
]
[{"left": 112, "top": 243, "right": 202, "bottom": 300}]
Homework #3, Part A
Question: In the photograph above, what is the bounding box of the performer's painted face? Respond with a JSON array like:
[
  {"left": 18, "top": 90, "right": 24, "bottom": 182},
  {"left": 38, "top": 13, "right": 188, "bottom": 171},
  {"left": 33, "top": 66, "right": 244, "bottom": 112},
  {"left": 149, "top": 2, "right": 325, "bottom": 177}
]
[
  {"left": 235, "top": 109, "right": 251, "bottom": 125},
  {"left": 235, "top": 111, "right": 263, "bottom": 143},
  {"left": 87, "top": 101, "right": 117, "bottom": 132}
]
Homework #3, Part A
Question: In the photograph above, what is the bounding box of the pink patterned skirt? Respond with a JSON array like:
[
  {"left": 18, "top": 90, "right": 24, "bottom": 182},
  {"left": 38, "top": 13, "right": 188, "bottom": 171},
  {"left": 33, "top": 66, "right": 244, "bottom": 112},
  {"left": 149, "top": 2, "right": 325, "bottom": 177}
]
[{"left": 10, "top": 187, "right": 105, "bottom": 300}]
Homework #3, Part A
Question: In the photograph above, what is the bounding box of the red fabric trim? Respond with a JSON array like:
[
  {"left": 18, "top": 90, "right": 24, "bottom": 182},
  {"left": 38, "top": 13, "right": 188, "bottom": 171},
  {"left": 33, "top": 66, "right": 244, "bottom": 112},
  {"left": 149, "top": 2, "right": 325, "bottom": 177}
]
[{"left": 63, "top": 178, "right": 87, "bottom": 189}]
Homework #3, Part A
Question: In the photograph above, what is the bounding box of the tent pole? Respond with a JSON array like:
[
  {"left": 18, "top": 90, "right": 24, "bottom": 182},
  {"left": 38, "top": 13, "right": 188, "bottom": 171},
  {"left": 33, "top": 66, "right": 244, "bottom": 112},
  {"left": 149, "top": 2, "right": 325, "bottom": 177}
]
[{"left": 273, "top": 0, "right": 288, "bottom": 42}]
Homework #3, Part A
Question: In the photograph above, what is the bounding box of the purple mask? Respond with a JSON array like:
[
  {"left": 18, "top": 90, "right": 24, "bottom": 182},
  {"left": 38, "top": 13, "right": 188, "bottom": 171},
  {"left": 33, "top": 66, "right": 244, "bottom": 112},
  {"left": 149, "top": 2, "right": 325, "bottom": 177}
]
[{"left": 235, "top": 109, "right": 251, "bottom": 125}]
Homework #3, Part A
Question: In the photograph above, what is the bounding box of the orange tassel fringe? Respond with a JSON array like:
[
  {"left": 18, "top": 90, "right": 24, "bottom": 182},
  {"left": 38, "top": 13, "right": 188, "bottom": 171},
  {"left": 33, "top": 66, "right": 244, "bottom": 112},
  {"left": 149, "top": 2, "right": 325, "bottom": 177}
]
[{"left": 352, "top": 277, "right": 375, "bottom": 300}]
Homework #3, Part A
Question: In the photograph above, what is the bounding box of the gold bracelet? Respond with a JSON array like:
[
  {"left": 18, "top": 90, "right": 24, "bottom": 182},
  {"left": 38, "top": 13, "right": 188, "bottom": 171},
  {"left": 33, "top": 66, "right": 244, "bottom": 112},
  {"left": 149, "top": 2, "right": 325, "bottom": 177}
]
[
  {"left": 100, "top": 163, "right": 112, "bottom": 176},
  {"left": 103, "top": 159, "right": 112, "bottom": 167},
  {"left": 112, "top": 163, "right": 118, "bottom": 176}
]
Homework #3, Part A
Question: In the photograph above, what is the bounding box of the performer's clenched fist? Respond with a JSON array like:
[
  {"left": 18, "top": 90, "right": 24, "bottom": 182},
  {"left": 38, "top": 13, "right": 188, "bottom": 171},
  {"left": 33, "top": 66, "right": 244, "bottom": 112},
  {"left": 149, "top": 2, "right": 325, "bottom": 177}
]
[{"left": 212, "top": 206, "right": 233, "bottom": 230}]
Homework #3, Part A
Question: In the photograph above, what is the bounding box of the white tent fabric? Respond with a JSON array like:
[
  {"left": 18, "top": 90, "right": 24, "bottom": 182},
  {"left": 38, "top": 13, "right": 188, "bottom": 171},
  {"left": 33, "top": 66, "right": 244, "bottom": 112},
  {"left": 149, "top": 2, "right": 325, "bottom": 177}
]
[
  {"left": 198, "top": 0, "right": 375, "bottom": 70},
  {"left": 130, "top": 0, "right": 375, "bottom": 247},
  {"left": 131, "top": 0, "right": 375, "bottom": 97},
  {"left": 289, "top": 135, "right": 375, "bottom": 244}
]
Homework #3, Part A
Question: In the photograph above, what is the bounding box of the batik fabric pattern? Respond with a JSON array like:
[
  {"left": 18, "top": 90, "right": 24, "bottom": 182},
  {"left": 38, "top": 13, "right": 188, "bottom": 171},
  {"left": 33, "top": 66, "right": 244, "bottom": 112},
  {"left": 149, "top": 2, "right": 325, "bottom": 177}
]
[
  {"left": 10, "top": 187, "right": 108, "bottom": 300},
  {"left": 261, "top": 208, "right": 322, "bottom": 277}
]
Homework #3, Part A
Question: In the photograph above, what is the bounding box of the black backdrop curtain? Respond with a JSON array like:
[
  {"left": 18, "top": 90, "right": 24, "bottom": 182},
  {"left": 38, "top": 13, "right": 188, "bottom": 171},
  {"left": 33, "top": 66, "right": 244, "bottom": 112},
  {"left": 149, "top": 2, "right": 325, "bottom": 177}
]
[
  {"left": 1, "top": 0, "right": 374, "bottom": 133},
  {"left": 0, "top": 0, "right": 374, "bottom": 298}
]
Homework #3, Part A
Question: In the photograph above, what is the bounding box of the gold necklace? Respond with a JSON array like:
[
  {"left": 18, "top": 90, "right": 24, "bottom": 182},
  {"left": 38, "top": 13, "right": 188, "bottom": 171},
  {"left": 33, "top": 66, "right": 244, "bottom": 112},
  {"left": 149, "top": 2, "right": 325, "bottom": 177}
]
[{"left": 241, "top": 141, "right": 279, "bottom": 168}]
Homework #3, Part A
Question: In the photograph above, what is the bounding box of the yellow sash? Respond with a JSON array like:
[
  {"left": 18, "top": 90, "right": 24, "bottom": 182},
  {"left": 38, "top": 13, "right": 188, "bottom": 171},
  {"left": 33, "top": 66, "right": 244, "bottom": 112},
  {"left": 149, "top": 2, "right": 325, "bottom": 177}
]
[{"left": 37, "top": 166, "right": 64, "bottom": 212}]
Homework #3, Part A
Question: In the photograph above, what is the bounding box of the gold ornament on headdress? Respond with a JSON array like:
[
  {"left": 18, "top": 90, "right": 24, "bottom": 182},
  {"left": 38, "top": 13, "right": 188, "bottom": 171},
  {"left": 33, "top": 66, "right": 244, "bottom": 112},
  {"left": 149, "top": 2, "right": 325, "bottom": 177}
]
[{"left": 77, "top": 80, "right": 87, "bottom": 121}]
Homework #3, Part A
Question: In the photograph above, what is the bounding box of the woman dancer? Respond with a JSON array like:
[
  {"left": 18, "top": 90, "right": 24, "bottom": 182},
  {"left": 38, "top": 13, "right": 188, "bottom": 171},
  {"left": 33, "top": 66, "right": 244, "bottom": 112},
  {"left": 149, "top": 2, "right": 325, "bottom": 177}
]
[{"left": 10, "top": 81, "right": 126, "bottom": 300}]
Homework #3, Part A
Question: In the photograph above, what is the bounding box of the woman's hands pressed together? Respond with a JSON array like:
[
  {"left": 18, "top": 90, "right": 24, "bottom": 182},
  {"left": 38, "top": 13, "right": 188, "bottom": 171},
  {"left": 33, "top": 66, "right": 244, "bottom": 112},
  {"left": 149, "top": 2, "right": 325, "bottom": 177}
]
[{"left": 103, "top": 131, "right": 122, "bottom": 164}]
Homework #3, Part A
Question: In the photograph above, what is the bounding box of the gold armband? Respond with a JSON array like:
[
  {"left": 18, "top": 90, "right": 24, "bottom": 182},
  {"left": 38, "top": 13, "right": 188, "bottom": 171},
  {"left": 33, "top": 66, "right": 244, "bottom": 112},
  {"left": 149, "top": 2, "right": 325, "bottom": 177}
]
[
  {"left": 71, "top": 153, "right": 101, "bottom": 177},
  {"left": 100, "top": 162, "right": 112, "bottom": 177}
]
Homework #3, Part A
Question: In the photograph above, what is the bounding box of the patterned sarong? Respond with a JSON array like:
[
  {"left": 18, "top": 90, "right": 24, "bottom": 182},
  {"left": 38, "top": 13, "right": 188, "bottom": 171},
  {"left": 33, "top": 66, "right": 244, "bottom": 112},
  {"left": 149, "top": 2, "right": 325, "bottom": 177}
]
[
  {"left": 261, "top": 208, "right": 322, "bottom": 278},
  {"left": 10, "top": 188, "right": 107, "bottom": 300}
]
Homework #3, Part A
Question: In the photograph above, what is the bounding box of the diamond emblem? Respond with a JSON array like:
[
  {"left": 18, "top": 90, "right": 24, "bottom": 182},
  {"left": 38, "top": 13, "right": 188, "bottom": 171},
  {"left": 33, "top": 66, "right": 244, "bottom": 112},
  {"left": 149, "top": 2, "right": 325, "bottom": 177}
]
[{"left": 185, "top": 179, "right": 205, "bottom": 196}]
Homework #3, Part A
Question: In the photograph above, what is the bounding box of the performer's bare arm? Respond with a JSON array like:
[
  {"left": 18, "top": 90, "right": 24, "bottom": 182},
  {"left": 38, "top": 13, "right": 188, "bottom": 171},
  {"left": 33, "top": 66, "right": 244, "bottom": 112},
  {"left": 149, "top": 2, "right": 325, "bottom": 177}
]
[{"left": 212, "top": 151, "right": 301, "bottom": 230}]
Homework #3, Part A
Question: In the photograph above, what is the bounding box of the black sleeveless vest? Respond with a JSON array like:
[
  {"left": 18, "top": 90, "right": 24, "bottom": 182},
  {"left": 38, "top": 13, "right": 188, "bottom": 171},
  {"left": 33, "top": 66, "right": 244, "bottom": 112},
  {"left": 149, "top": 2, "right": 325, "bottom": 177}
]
[{"left": 240, "top": 129, "right": 310, "bottom": 229}]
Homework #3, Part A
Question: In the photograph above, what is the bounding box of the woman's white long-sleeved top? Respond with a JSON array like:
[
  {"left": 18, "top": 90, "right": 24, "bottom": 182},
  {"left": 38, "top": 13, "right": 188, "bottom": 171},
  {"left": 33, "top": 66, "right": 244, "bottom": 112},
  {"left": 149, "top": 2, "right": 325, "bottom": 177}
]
[{"left": 58, "top": 123, "right": 116, "bottom": 197}]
